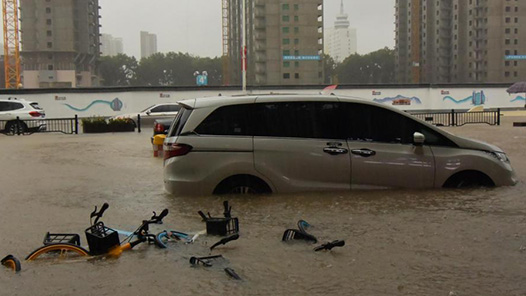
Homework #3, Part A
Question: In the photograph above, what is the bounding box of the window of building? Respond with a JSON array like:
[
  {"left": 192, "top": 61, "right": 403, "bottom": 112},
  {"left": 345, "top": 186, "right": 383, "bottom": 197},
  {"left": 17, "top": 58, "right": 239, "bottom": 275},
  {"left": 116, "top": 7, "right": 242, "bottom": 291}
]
[
  {"left": 505, "top": 71, "right": 510, "bottom": 77},
  {"left": 282, "top": 15, "right": 290, "bottom": 22},
  {"left": 505, "top": 61, "right": 510, "bottom": 66},
  {"left": 506, "top": 17, "right": 511, "bottom": 23},
  {"left": 47, "top": 65, "right": 53, "bottom": 70},
  {"left": 282, "top": 38, "right": 290, "bottom": 45},
  {"left": 46, "top": 7, "right": 51, "bottom": 13},
  {"left": 294, "top": 50, "right": 299, "bottom": 56},
  {"left": 282, "top": 27, "right": 289, "bottom": 33},
  {"left": 506, "top": 39, "right": 511, "bottom": 44},
  {"left": 283, "top": 50, "right": 290, "bottom": 56},
  {"left": 294, "top": 4, "right": 299, "bottom": 10},
  {"left": 283, "top": 73, "right": 290, "bottom": 79},
  {"left": 46, "top": 19, "right": 52, "bottom": 25},
  {"left": 47, "top": 42, "right": 52, "bottom": 48},
  {"left": 282, "top": 4, "right": 289, "bottom": 10},
  {"left": 294, "top": 16, "right": 299, "bottom": 22},
  {"left": 283, "top": 61, "right": 290, "bottom": 68},
  {"left": 294, "top": 27, "right": 299, "bottom": 34},
  {"left": 294, "top": 38, "right": 299, "bottom": 45},
  {"left": 294, "top": 73, "right": 299, "bottom": 79},
  {"left": 47, "top": 30, "right": 52, "bottom": 37},
  {"left": 295, "top": 61, "right": 299, "bottom": 67},
  {"left": 505, "top": 28, "right": 511, "bottom": 34}
]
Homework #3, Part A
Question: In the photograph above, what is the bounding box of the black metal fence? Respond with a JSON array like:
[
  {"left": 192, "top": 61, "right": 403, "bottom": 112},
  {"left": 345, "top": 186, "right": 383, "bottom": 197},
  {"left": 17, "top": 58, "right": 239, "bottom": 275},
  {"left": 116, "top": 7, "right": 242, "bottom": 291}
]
[
  {"left": 0, "top": 116, "right": 78, "bottom": 135},
  {"left": 408, "top": 109, "right": 501, "bottom": 127}
]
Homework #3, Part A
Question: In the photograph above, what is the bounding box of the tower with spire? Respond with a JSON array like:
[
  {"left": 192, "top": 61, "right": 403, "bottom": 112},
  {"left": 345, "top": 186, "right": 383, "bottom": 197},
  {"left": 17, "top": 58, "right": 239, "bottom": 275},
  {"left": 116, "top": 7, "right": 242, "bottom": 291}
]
[{"left": 324, "top": 0, "right": 357, "bottom": 63}]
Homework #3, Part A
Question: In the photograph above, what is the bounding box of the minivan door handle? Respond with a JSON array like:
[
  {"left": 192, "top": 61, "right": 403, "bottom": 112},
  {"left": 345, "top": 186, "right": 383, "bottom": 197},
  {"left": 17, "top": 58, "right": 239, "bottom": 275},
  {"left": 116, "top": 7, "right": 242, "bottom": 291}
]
[
  {"left": 351, "top": 149, "right": 376, "bottom": 157},
  {"left": 323, "top": 147, "right": 348, "bottom": 155}
]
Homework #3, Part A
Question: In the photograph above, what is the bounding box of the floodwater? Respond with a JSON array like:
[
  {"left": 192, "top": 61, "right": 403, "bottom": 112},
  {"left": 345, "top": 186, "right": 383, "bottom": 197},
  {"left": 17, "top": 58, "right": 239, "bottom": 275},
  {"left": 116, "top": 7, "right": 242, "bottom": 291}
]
[{"left": 1, "top": 116, "right": 526, "bottom": 296}]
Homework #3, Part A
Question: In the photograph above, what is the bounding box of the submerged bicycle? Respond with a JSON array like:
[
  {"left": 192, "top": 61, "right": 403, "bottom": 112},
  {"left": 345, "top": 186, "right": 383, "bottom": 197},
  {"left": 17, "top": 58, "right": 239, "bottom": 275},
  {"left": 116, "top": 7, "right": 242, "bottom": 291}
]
[{"left": 25, "top": 203, "right": 169, "bottom": 261}]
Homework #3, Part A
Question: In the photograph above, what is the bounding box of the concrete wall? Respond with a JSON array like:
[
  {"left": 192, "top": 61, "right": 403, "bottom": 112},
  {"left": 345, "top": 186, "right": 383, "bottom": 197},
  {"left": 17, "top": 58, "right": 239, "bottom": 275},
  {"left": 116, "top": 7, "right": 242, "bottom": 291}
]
[{"left": 0, "top": 85, "right": 522, "bottom": 119}]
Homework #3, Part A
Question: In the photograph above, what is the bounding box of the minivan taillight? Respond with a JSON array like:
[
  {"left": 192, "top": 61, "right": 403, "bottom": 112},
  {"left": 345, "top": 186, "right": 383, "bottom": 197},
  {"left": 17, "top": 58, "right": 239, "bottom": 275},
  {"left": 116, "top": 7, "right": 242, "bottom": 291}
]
[
  {"left": 29, "top": 111, "right": 43, "bottom": 117},
  {"left": 164, "top": 143, "right": 193, "bottom": 160}
]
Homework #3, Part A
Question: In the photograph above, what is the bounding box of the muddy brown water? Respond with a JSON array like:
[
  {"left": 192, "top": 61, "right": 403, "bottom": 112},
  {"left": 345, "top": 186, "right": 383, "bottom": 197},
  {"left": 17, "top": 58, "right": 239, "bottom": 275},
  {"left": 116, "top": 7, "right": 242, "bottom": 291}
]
[{"left": 1, "top": 116, "right": 526, "bottom": 296}]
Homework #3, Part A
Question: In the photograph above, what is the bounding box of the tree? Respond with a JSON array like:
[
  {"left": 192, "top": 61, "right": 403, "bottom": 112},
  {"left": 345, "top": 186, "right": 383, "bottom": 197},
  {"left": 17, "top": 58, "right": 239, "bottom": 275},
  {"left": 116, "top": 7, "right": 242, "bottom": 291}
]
[
  {"left": 134, "top": 52, "right": 222, "bottom": 86},
  {"left": 336, "top": 47, "right": 395, "bottom": 84},
  {"left": 98, "top": 54, "right": 138, "bottom": 86},
  {"left": 322, "top": 54, "right": 336, "bottom": 84}
]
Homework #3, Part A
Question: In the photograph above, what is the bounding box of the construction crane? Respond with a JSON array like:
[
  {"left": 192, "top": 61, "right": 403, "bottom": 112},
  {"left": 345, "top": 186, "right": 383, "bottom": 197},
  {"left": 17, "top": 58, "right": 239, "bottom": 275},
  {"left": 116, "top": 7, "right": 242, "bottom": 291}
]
[{"left": 2, "top": 0, "right": 21, "bottom": 89}]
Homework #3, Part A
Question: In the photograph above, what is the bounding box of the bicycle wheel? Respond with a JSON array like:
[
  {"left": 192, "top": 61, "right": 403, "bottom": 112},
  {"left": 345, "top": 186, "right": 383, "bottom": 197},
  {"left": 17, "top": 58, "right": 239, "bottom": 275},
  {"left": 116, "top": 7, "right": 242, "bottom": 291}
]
[
  {"left": 1, "top": 255, "right": 21, "bottom": 272},
  {"left": 155, "top": 230, "right": 193, "bottom": 248},
  {"left": 25, "top": 243, "right": 90, "bottom": 261}
]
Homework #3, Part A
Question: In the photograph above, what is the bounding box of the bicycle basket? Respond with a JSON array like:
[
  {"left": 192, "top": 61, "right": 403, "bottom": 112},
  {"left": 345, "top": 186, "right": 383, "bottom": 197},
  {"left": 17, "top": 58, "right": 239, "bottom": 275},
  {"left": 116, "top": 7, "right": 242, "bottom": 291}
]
[
  {"left": 85, "top": 222, "right": 120, "bottom": 255},
  {"left": 205, "top": 217, "right": 239, "bottom": 236}
]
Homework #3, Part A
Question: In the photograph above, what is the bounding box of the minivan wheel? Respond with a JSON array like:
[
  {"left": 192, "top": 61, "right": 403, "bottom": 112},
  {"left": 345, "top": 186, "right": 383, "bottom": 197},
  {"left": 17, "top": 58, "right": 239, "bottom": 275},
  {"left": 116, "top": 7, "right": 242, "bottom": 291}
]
[
  {"left": 443, "top": 171, "right": 495, "bottom": 188},
  {"left": 214, "top": 175, "right": 272, "bottom": 195}
]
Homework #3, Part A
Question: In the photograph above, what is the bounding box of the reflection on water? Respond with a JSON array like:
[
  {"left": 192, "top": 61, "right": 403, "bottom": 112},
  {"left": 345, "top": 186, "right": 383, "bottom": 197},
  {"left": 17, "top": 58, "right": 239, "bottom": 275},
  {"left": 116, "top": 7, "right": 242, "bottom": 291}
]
[{"left": 1, "top": 124, "right": 526, "bottom": 295}]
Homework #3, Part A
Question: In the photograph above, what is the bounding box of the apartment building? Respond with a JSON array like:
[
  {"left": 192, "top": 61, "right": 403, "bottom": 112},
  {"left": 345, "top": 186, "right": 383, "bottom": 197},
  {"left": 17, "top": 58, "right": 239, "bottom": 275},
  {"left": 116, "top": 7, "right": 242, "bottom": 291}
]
[
  {"left": 395, "top": 0, "right": 526, "bottom": 84},
  {"left": 20, "top": 0, "right": 100, "bottom": 88},
  {"left": 140, "top": 31, "right": 158, "bottom": 59},
  {"left": 224, "top": 0, "right": 324, "bottom": 86}
]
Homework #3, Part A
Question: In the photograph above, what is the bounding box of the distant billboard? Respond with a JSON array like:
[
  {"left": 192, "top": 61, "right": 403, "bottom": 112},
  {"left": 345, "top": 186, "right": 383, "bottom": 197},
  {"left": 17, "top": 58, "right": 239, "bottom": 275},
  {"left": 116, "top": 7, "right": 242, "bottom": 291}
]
[
  {"left": 505, "top": 55, "right": 526, "bottom": 60},
  {"left": 283, "top": 55, "right": 321, "bottom": 61}
]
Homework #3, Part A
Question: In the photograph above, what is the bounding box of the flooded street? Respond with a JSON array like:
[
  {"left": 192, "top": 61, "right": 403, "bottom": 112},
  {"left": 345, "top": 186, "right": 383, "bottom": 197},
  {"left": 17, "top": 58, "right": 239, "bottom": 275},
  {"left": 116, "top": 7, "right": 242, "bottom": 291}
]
[{"left": 1, "top": 115, "right": 526, "bottom": 296}]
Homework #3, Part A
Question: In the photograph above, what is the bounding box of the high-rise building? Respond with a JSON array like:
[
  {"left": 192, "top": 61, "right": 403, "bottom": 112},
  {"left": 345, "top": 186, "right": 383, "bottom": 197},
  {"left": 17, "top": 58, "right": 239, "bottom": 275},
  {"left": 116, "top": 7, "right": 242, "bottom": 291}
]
[
  {"left": 324, "top": 0, "right": 357, "bottom": 63},
  {"left": 224, "top": 0, "right": 324, "bottom": 86},
  {"left": 395, "top": 0, "right": 526, "bottom": 84},
  {"left": 100, "top": 34, "right": 124, "bottom": 57},
  {"left": 140, "top": 31, "right": 158, "bottom": 59},
  {"left": 20, "top": 0, "right": 100, "bottom": 88}
]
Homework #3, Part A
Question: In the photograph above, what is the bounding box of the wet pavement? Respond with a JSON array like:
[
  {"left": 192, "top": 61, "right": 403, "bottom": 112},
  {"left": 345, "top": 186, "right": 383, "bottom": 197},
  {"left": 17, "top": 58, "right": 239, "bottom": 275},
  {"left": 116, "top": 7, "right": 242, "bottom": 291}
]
[{"left": 1, "top": 115, "right": 526, "bottom": 295}]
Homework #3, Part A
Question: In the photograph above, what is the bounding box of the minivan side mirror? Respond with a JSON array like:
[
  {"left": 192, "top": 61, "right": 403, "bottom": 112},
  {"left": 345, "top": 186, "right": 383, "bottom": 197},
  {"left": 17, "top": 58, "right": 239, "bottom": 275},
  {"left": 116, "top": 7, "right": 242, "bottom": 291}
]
[{"left": 413, "top": 132, "right": 425, "bottom": 146}]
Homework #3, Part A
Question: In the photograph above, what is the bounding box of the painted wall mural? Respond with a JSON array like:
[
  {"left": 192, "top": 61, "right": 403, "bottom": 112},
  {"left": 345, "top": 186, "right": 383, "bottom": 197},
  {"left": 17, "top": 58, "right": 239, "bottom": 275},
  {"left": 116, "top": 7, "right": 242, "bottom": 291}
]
[
  {"left": 373, "top": 95, "right": 422, "bottom": 106},
  {"left": 443, "top": 90, "right": 486, "bottom": 106},
  {"left": 510, "top": 95, "right": 525, "bottom": 103},
  {"left": 64, "top": 98, "right": 123, "bottom": 112}
]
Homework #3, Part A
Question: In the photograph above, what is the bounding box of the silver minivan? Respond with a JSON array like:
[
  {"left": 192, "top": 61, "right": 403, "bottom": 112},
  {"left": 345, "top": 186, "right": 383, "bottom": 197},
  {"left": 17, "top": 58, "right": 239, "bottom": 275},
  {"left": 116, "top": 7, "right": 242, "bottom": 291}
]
[{"left": 163, "top": 94, "right": 517, "bottom": 195}]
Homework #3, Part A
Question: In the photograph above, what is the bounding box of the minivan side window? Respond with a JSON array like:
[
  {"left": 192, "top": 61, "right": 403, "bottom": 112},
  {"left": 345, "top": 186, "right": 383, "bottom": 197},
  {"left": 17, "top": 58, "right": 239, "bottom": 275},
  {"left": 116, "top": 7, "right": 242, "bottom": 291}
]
[
  {"left": 168, "top": 107, "right": 192, "bottom": 137},
  {"left": 253, "top": 101, "right": 345, "bottom": 139},
  {"left": 195, "top": 104, "right": 252, "bottom": 136},
  {"left": 344, "top": 103, "right": 456, "bottom": 146}
]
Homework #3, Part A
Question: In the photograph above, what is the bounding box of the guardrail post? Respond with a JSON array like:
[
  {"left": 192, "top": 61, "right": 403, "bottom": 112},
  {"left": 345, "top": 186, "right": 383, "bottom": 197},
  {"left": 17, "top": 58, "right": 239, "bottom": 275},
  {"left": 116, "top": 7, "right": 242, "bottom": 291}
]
[
  {"left": 137, "top": 114, "right": 141, "bottom": 133},
  {"left": 74, "top": 115, "right": 78, "bottom": 134},
  {"left": 497, "top": 108, "right": 501, "bottom": 126},
  {"left": 451, "top": 109, "right": 456, "bottom": 126}
]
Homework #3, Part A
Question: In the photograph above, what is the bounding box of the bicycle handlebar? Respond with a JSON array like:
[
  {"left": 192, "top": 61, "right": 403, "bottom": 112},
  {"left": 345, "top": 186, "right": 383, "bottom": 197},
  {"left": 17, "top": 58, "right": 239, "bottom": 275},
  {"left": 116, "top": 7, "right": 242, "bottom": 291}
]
[
  {"left": 150, "top": 209, "right": 169, "bottom": 223},
  {"left": 90, "top": 202, "right": 109, "bottom": 225}
]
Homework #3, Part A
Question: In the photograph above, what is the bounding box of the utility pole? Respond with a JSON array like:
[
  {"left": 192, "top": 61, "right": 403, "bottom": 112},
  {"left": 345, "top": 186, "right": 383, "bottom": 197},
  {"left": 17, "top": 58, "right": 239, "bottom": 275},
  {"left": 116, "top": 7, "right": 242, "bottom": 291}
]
[{"left": 241, "top": 0, "right": 247, "bottom": 92}]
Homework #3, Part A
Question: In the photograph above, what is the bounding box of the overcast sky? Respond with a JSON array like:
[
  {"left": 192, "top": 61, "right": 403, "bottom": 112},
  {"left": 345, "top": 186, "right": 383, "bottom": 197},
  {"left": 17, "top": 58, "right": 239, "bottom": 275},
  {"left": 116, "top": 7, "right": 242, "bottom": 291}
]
[{"left": 99, "top": 0, "right": 395, "bottom": 59}]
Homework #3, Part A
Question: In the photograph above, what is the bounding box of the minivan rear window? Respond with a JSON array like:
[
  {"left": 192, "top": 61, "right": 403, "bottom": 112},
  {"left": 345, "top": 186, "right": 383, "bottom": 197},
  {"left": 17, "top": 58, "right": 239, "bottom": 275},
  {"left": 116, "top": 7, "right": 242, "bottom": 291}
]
[{"left": 168, "top": 106, "right": 192, "bottom": 137}]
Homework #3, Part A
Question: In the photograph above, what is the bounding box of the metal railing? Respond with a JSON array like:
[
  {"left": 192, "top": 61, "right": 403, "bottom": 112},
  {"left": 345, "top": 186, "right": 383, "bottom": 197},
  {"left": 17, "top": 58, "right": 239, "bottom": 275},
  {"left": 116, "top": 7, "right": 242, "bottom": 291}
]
[
  {"left": 408, "top": 109, "right": 500, "bottom": 127},
  {"left": 0, "top": 116, "right": 79, "bottom": 135}
]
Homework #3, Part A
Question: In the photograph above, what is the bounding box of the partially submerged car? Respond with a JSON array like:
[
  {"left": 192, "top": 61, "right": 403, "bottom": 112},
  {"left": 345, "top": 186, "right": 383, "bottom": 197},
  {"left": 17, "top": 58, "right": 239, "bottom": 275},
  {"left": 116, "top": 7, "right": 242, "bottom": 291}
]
[
  {"left": 0, "top": 98, "right": 46, "bottom": 134},
  {"left": 163, "top": 94, "right": 517, "bottom": 195}
]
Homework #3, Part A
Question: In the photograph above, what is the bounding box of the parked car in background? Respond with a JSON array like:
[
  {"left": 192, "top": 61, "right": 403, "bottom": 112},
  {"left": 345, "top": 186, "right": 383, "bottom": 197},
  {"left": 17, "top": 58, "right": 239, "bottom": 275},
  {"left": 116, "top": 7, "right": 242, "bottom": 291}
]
[
  {"left": 113, "top": 103, "right": 180, "bottom": 127},
  {"left": 163, "top": 94, "right": 517, "bottom": 196},
  {"left": 0, "top": 98, "right": 46, "bottom": 134}
]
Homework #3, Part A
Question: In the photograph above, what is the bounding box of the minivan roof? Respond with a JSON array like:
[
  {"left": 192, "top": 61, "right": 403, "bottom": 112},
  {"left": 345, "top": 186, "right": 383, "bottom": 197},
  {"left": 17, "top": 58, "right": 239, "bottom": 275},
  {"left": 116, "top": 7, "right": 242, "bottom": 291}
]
[{"left": 177, "top": 94, "right": 371, "bottom": 109}]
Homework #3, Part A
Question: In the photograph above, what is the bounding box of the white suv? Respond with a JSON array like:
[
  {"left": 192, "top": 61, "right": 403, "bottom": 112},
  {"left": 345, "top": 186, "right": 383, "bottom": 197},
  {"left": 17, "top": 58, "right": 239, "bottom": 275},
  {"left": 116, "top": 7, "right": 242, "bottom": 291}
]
[
  {"left": 0, "top": 98, "right": 46, "bottom": 134},
  {"left": 163, "top": 94, "right": 517, "bottom": 196}
]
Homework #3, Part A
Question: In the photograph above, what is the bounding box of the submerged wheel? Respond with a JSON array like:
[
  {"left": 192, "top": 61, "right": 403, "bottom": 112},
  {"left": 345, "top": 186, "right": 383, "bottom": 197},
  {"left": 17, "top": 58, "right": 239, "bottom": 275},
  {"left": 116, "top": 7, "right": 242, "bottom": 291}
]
[
  {"left": 155, "top": 230, "right": 193, "bottom": 248},
  {"left": 1, "top": 255, "right": 21, "bottom": 272},
  {"left": 25, "top": 243, "right": 90, "bottom": 261},
  {"left": 443, "top": 171, "right": 495, "bottom": 188},
  {"left": 5, "top": 121, "right": 27, "bottom": 135},
  {"left": 214, "top": 175, "right": 271, "bottom": 195}
]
